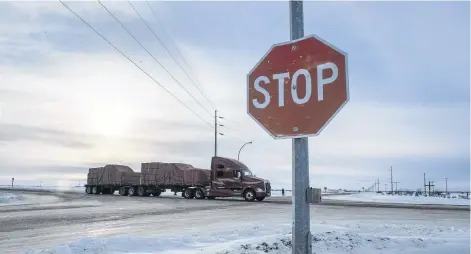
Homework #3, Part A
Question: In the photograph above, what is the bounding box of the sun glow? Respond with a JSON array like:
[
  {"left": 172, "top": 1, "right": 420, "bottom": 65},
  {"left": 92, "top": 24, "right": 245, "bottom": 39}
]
[{"left": 85, "top": 98, "right": 131, "bottom": 139}]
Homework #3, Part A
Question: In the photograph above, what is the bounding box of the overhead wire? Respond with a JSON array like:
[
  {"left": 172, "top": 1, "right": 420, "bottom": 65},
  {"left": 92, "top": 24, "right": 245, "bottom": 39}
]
[
  {"left": 129, "top": 1, "right": 215, "bottom": 111},
  {"left": 97, "top": 0, "right": 213, "bottom": 118},
  {"left": 145, "top": 0, "right": 215, "bottom": 109},
  {"left": 58, "top": 0, "right": 213, "bottom": 128}
]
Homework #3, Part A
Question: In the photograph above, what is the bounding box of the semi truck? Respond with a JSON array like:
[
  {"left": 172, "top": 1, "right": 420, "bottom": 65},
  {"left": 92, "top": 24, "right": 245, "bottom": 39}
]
[{"left": 85, "top": 156, "right": 271, "bottom": 202}]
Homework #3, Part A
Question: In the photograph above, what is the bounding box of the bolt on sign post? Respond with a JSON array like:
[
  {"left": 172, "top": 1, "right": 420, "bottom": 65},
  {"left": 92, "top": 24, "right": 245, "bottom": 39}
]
[{"left": 246, "top": 1, "right": 349, "bottom": 253}]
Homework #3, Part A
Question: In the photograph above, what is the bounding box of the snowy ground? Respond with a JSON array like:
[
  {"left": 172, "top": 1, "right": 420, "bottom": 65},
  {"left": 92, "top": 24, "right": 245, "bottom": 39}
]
[
  {"left": 0, "top": 191, "right": 24, "bottom": 205},
  {"left": 1, "top": 190, "right": 467, "bottom": 254},
  {"left": 0, "top": 191, "right": 59, "bottom": 206},
  {"left": 25, "top": 216, "right": 469, "bottom": 254},
  {"left": 324, "top": 192, "right": 470, "bottom": 206}
]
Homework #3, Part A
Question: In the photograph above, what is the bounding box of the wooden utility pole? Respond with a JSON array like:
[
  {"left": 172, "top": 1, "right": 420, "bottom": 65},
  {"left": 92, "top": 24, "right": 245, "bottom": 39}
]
[
  {"left": 390, "top": 166, "right": 393, "bottom": 194},
  {"left": 425, "top": 181, "right": 435, "bottom": 196},
  {"left": 424, "top": 173, "right": 426, "bottom": 196}
]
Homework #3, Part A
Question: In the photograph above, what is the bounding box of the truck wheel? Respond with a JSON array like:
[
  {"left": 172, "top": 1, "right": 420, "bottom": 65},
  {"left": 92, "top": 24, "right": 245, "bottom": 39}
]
[
  {"left": 183, "top": 189, "right": 194, "bottom": 199},
  {"left": 256, "top": 196, "right": 265, "bottom": 201},
  {"left": 85, "top": 186, "right": 92, "bottom": 194},
  {"left": 92, "top": 186, "right": 99, "bottom": 195},
  {"left": 243, "top": 189, "right": 256, "bottom": 202},
  {"left": 128, "top": 187, "right": 137, "bottom": 196},
  {"left": 137, "top": 186, "right": 146, "bottom": 197},
  {"left": 194, "top": 189, "right": 205, "bottom": 199},
  {"left": 152, "top": 190, "right": 162, "bottom": 197},
  {"left": 119, "top": 187, "right": 128, "bottom": 196}
]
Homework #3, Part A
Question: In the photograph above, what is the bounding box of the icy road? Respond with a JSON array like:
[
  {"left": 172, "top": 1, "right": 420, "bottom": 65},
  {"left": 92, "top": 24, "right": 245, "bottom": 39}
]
[{"left": 0, "top": 189, "right": 469, "bottom": 254}]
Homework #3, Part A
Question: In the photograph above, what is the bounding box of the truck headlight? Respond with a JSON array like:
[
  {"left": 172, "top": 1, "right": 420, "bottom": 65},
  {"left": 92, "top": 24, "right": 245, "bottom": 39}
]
[{"left": 256, "top": 188, "right": 263, "bottom": 192}]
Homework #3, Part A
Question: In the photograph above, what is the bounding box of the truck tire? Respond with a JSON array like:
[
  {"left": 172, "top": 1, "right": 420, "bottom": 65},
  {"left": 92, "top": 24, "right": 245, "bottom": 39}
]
[
  {"left": 243, "top": 189, "right": 256, "bottom": 202},
  {"left": 85, "top": 186, "right": 92, "bottom": 194},
  {"left": 92, "top": 186, "right": 100, "bottom": 195},
  {"left": 137, "top": 186, "right": 146, "bottom": 197},
  {"left": 194, "top": 188, "right": 205, "bottom": 199},
  {"left": 128, "top": 187, "right": 137, "bottom": 196},
  {"left": 119, "top": 187, "right": 128, "bottom": 196},
  {"left": 183, "top": 189, "right": 194, "bottom": 199},
  {"left": 256, "top": 196, "right": 265, "bottom": 201},
  {"left": 152, "top": 190, "right": 162, "bottom": 197}
]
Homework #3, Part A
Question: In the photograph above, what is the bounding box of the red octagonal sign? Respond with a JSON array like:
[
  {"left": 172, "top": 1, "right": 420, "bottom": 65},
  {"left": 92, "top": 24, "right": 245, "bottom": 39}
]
[{"left": 247, "top": 35, "right": 349, "bottom": 139}]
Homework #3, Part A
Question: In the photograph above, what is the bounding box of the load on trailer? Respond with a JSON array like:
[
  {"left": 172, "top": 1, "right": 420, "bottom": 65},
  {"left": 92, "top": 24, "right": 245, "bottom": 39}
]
[{"left": 85, "top": 156, "right": 271, "bottom": 202}]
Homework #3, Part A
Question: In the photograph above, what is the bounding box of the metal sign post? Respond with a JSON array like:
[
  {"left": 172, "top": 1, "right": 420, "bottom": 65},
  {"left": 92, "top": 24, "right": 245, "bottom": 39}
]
[
  {"left": 290, "top": 2, "right": 311, "bottom": 253},
  {"left": 246, "top": 1, "right": 348, "bottom": 253}
]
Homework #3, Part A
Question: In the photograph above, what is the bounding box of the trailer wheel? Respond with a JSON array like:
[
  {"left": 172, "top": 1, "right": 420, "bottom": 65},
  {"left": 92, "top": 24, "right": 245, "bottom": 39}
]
[
  {"left": 92, "top": 186, "right": 99, "bottom": 195},
  {"left": 183, "top": 189, "right": 194, "bottom": 199},
  {"left": 137, "top": 186, "right": 146, "bottom": 197},
  {"left": 256, "top": 196, "right": 265, "bottom": 201},
  {"left": 85, "top": 186, "right": 92, "bottom": 194},
  {"left": 119, "top": 187, "right": 128, "bottom": 196},
  {"left": 243, "top": 189, "right": 256, "bottom": 202},
  {"left": 152, "top": 190, "right": 161, "bottom": 197},
  {"left": 194, "top": 188, "right": 205, "bottom": 200},
  {"left": 128, "top": 187, "right": 137, "bottom": 196}
]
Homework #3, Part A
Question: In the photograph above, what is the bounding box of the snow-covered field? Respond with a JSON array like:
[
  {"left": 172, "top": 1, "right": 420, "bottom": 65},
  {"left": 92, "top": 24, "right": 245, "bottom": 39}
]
[
  {"left": 324, "top": 192, "right": 470, "bottom": 206},
  {"left": 25, "top": 220, "right": 469, "bottom": 254},
  {"left": 0, "top": 191, "right": 25, "bottom": 205},
  {"left": 0, "top": 191, "right": 59, "bottom": 206}
]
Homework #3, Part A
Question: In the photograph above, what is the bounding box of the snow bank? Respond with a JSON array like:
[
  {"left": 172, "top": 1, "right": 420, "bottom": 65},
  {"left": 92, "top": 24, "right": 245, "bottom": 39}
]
[
  {"left": 0, "top": 191, "right": 25, "bottom": 205},
  {"left": 26, "top": 220, "right": 469, "bottom": 254},
  {"left": 0, "top": 190, "right": 60, "bottom": 206},
  {"left": 324, "top": 192, "right": 470, "bottom": 206},
  {"left": 3, "top": 185, "right": 86, "bottom": 193}
]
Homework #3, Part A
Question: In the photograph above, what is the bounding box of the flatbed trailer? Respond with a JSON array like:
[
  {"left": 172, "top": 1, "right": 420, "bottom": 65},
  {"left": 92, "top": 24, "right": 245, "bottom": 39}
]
[{"left": 85, "top": 156, "right": 271, "bottom": 202}]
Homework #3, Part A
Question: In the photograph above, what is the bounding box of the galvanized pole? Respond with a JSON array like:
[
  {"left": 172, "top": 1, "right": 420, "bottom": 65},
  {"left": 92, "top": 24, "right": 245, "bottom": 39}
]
[{"left": 290, "top": 1, "right": 311, "bottom": 254}]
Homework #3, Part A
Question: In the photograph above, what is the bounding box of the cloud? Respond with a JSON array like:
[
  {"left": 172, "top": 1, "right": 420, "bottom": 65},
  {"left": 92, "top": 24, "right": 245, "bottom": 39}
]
[
  {"left": 0, "top": 123, "right": 92, "bottom": 148},
  {"left": 0, "top": 1, "right": 468, "bottom": 191}
]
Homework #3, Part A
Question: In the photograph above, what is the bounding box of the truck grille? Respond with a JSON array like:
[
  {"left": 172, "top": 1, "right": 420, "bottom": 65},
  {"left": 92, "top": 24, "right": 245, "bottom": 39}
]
[{"left": 265, "top": 182, "right": 271, "bottom": 194}]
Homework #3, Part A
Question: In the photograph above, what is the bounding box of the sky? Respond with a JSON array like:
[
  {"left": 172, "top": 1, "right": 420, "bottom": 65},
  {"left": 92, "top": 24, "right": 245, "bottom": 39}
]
[{"left": 0, "top": 1, "right": 469, "bottom": 191}]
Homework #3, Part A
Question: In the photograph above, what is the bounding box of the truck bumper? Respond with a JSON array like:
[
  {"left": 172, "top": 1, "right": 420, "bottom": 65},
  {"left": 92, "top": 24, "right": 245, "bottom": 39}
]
[{"left": 255, "top": 189, "right": 270, "bottom": 198}]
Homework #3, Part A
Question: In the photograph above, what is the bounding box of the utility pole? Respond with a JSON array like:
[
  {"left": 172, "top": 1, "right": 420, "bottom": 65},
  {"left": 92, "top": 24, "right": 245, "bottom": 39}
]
[
  {"left": 377, "top": 178, "right": 380, "bottom": 192},
  {"left": 214, "top": 110, "right": 225, "bottom": 157},
  {"left": 392, "top": 181, "right": 400, "bottom": 193},
  {"left": 390, "top": 166, "right": 393, "bottom": 195},
  {"left": 214, "top": 110, "right": 218, "bottom": 157},
  {"left": 425, "top": 181, "right": 435, "bottom": 196},
  {"left": 445, "top": 177, "right": 448, "bottom": 193},
  {"left": 424, "top": 173, "right": 426, "bottom": 196}
]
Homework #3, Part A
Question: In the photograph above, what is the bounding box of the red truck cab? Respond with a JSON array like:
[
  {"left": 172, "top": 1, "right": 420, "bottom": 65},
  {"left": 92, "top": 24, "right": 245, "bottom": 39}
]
[{"left": 207, "top": 156, "right": 271, "bottom": 201}]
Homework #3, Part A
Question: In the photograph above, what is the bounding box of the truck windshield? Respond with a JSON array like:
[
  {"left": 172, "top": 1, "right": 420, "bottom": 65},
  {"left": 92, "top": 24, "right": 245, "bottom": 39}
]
[{"left": 241, "top": 168, "right": 253, "bottom": 176}]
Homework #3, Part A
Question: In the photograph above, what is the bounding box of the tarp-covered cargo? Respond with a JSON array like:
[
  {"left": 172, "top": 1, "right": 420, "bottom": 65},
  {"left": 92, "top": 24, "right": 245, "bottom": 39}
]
[
  {"left": 141, "top": 162, "right": 210, "bottom": 186},
  {"left": 87, "top": 165, "right": 140, "bottom": 185}
]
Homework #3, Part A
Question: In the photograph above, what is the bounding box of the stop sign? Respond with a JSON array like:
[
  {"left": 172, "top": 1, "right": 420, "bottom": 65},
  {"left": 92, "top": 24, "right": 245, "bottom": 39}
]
[{"left": 247, "top": 35, "right": 349, "bottom": 139}]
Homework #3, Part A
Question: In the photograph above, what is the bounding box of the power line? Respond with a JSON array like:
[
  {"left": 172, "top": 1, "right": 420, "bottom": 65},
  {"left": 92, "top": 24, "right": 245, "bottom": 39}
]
[
  {"left": 97, "top": 0, "right": 213, "bottom": 118},
  {"left": 129, "top": 1, "right": 215, "bottom": 111},
  {"left": 145, "top": 1, "right": 215, "bottom": 109},
  {"left": 58, "top": 0, "right": 212, "bottom": 128}
]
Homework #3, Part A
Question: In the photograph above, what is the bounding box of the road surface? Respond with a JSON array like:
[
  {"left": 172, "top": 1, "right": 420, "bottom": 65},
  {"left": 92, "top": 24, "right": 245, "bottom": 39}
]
[{"left": 0, "top": 189, "right": 469, "bottom": 253}]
